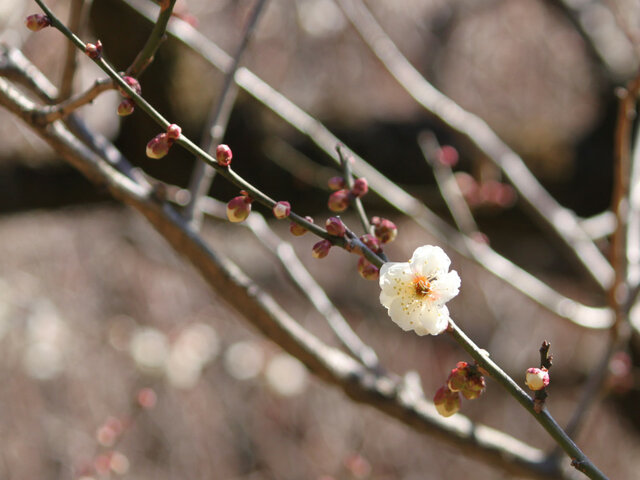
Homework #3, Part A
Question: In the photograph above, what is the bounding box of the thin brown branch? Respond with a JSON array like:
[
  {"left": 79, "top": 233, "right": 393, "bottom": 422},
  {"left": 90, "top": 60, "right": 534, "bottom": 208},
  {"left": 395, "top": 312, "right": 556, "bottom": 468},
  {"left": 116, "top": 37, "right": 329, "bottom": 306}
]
[
  {"left": 0, "top": 73, "right": 574, "bottom": 480},
  {"left": 336, "top": 0, "right": 614, "bottom": 293},
  {"left": 610, "top": 73, "right": 640, "bottom": 329},
  {"left": 121, "top": 0, "right": 613, "bottom": 329},
  {"left": 624, "top": 77, "right": 640, "bottom": 292}
]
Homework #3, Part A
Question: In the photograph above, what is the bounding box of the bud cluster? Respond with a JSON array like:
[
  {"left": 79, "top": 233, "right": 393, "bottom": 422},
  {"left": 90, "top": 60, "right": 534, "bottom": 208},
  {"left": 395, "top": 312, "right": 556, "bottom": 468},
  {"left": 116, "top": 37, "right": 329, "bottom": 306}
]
[
  {"left": 447, "top": 362, "right": 486, "bottom": 400},
  {"left": 146, "top": 124, "right": 181, "bottom": 159},
  {"left": 117, "top": 76, "right": 142, "bottom": 117},
  {"left": 326, "top": 176, "right": 369, "bottom": 213},
  {"left": 357, "top": 256, "right": 379, "bottom": 280},
  {"left": 312, "top": 239, "right": 332, "bottom": 259},
  {"left": 325, "top": 217, "right": 345, "bottom": 237},
  {"left": 273, "top": 201, "right": 291, "bottom": 220},
  {"left": 454, "top": 172, "right": 516, "bottom": 209},
  {"left": 85, "top": 40, "right": 103, "bottom": 60},
  {"left": 290, "top": 216, "right": 313, "bottom": 236},
  {"left": 434, "top": 361, "right": 486, "bottom": 417},
  {"left": 371, "top": 217, "right": 397, "bottom": 244}
]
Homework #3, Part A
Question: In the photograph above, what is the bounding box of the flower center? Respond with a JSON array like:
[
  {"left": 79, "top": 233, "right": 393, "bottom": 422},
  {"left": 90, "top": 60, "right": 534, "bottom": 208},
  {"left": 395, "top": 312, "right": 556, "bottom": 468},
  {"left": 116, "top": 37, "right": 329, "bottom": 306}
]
[{"left": 413, "top": 275, "right": 432, "bottom": 297}]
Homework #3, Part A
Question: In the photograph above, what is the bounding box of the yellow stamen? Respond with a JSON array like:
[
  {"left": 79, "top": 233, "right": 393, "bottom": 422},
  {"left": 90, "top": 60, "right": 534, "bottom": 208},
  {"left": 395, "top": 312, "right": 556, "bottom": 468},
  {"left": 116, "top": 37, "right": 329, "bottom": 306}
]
[{"left": 413, "top": 275, "right": 431, "bottom": 296}]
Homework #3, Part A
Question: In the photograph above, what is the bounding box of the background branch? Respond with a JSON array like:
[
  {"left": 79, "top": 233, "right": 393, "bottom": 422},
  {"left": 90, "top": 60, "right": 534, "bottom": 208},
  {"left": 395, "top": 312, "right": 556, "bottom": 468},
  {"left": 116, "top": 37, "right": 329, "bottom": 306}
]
[
  {"left": 336, "top": 0, "right": 614, "bottom": 293},
  {"left": 183, "top": 0, "right": 269, "bottom": 228}
]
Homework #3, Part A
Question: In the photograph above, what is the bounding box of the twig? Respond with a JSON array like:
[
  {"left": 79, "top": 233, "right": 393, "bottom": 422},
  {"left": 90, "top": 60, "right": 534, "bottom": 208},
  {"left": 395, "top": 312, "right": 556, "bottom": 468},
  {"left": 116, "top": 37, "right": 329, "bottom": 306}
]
[
  {"left": 183, "top": 0, "right": 269, "bottom": 228},
  {"left": 118, "top": 0, "right": 614, "bottom": 329},
  {"left": 32, "top": 78, "right": 114, "bottom": 124},
  {"left": 58, "top": 0, "right": 89, "bottom": 100},
  {"left": 335, "top": 0, "right": 614, "bottom": 293},
  {"left": 336, "top": 144, "right": 372, "bottom": 235},
  {"left": 199, "top": 196, "right": 381, "bottom": 371},
  {"left": 0, "top": 73, "right": 578, "bottom": 480},
  {"left": 126, "top": 0, "right": 177, "bottom": 77}
]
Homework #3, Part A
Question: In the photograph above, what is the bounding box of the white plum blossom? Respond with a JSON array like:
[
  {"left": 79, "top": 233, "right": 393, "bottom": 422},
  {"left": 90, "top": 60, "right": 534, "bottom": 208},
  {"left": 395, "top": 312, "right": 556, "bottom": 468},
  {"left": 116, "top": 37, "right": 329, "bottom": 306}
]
[{"left": 379, "top": 245, "right": 461, "bottom": 335}]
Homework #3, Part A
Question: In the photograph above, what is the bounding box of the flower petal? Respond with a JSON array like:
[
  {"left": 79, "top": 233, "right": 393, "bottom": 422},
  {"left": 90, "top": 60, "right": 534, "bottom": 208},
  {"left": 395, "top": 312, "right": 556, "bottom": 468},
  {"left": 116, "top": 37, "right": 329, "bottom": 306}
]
[
  {"left": 379, "top": 262, "right": 413, "bottom": 308},
  {"left": 412, "top": 303, "right": 449, "bottom": 335},
  {"left": 410, "top": 245, "right": 451, "bottom": 278},
  {"left": 431, "top": 270, "right": 461, "bottom": 305}
]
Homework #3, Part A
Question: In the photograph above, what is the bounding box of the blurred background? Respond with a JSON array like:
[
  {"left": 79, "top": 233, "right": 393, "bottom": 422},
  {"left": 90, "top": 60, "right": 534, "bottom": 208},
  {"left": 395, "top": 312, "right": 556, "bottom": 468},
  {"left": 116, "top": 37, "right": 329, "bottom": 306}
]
[{"left": 0, "top": 0, "right": 639, "bottom": 478}]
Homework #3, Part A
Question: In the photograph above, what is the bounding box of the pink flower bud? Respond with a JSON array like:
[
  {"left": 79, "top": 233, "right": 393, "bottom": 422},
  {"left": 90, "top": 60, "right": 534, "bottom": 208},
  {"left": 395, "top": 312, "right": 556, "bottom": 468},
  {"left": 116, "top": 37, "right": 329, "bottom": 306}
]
[
  {"left": 136, "top": 388, "right": 157, "bottom": 409},
  {"left": 360, "top": 234, "right": 381, "bottom": 253},
  {"left": 525, "top": 367, "right": 549, "bottom": 391},
  {"left": 146, "top": 133, "right": 171, "bottom": 159},
  {"left": 447, "top": 361, "right": 469, "bottom": 392},
  {"left": 25, "top": 14, "right": 50, "bottom": 31},
  {"left": 480, "top": 180, "right": 516, "bottom": 208},
  {"left": 166, "top": 124, "right": 181, "bottom": 141},
  {"left": 85, "top": 40, "right": 103, "bottom": 60},
  {"left": 325, "top": 217, "right": 345, "bottom": 237},
  {"left": 290, "top": 216, "right": 313, "bottom": 236},
  {"left": 312, "top": 239, "right": 332, "bottom": 259},
  {"left": 328, "top": 176, "right": 346, "bottom": 191},
  {"left": 371, "top": 216, "right": 397, "bottom": 244},
  {"left": 118, "top": 76, "right": 141, "bottom": 98},
  {"left": 117, "top": 99, "right": 135, "bottom": 116},
  {"left": 216, "top": 144, "right": 233, "bottom": 167},
  {"left": 226, "top": 193, "right": 253, "bottom": 223},
  {"left": 462, "top": 375, "right": 486, "bottom": 400},
  {"left": 436, "top": 145, "right": 459, "bottom": 167},
  {"left": 328, "top": 189, "right": 351, "bottom": 212},
  {"left": 454, "top": 172, "right": 481, "bottom": 207},
  {"left": 433, "top": 386, "right": 461, "bottom": 417},
  {"left": 273, "top": 201, "right": 291, "bottom": 219},
  {"left": 447, "top": 361, "right": 486, "bottom": 400},
  {"left": 357, "top": 257, "right": 379, "bottom": 280},
  {"left": 351, "top": 177, "right": 368, "bottom": 198}
]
